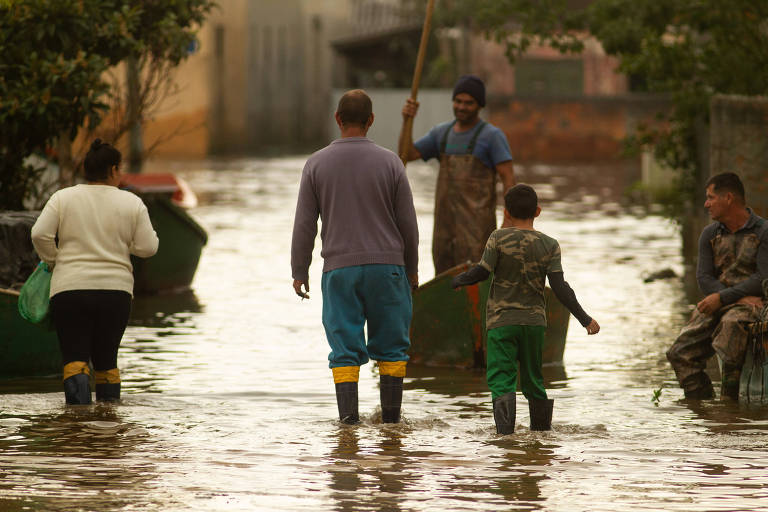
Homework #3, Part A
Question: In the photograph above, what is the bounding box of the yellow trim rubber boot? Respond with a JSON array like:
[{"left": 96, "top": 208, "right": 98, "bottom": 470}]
[
  {"left": 380, "top": 375, "right": 403, "bottom": 423},
  {"left": 94, "top": 368, "right": 121, "bottom": 402},
  {"left": 332, "top": 366, "right": 360, "bottom": 424},
  {"left": 62, "top": 361, "right": 91, "bottom": 405},
  {"left": 492, "top": 392, "right": 515, "bottom": 434},
  {"left": 528, "top": 398, "right": 553, "bottom": 431},
  {"left": 335, "top": 382, "right": 359, "bottom": 424}
]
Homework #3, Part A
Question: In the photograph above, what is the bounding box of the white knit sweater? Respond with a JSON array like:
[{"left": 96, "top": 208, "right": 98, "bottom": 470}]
[{"left": 31, "top": 184, "right": 159, "bottom": 297}]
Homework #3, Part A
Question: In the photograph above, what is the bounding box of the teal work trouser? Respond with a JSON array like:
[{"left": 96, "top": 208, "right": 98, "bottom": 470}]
[
  {"left": 321, "top": 264, "right": 412, "bottom": 368},
  {"left": 486, "top": 325, "right": 548, "bottom": 401}
]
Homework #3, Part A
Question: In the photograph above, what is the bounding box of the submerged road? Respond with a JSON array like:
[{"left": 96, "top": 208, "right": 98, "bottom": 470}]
[{"left": 1, "top": 157, "right": 767, "bottom": 511}]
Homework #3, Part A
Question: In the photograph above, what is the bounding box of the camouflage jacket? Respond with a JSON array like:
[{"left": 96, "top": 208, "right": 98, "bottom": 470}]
[
  {"left": 697, "top": 210, "right": 768, "bottom": 305},
  {"left": 479, "top": 227, "right": 562, "bottom": 329}
]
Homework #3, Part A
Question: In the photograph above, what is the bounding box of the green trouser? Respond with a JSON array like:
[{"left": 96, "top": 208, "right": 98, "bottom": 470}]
[{"left": 486, "top": 325, "right": 548, "bottom": 401}]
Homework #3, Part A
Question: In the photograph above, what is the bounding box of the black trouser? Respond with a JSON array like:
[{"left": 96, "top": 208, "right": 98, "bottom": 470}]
[{"left": 50, "top": 290, "right": 132, "bottom": 371}]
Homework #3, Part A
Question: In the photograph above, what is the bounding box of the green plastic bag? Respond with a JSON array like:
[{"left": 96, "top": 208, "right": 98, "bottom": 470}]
[{"left": 18, "top": 261, "right": 52, "bottom": 324}]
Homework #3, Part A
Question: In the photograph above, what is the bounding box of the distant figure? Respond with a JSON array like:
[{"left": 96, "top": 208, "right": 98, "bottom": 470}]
[
  {"left": 291, "top": 89, "right": 419, "bottom": 424},
  {"left": 400, "top": 74, "right": 515, "bottom": 274},
  {"left": 667, "top": 172, "right": 768, "bottom": 399},
  {"left": 31, "top": 139, "right": 158, "bottom": 405},
  {"left": 452, "top": 184, "right": 599, "bottom": 434}
]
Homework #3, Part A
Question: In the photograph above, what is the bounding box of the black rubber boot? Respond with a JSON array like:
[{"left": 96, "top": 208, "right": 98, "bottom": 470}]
[
  {"left": 335, "top": 382, "right": 360, "bottom": 424},
  {"left": 529, "top": 398, "right": 554, "bottom": 431},
  {"left": 684, "top": 385, "right": 715, "bottom": 400},
  {"left": 95, "top": 383, "right": 121, "bottom": 402},
  {"left": 380, "top": 375, "right": 403, "bottom": 423},
  {"left": 492, "top": 392, "right": 516, "bottom": 434},
  {"left": 682, "top": 374, "right": 715, "bottom": 400},
  {"left": 720, "top": 363, "right": 741, "bottom": 400},
  {"left": 63, "top": 374, "right": 92, "bottom": 405}
]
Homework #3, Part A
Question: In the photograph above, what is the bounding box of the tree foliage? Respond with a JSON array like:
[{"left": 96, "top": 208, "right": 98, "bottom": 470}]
[
  {"left": 0, "top": 0, "right": 214, "bottom": 210},
  {"left": 437, "top": 0, "right": 768, "bottom": 213}
]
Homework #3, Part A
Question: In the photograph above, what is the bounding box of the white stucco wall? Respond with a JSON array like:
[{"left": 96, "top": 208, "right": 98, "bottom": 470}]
[{"left": 329, "top": 88, "right": 454, "bottom": 151}]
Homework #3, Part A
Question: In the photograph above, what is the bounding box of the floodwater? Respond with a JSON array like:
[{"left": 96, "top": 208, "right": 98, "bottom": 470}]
[{"left": 2, "top": 157, "right": 768, "bottom": 512}]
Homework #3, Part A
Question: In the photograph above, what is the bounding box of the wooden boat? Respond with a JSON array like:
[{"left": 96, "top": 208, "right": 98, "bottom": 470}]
[
  {"left": 120, "top": 174, "right": 208, "bottom": 294},
  {"left": 409, "top": 263, "right": 570, "bottom": 368},
  {"left": 0, "top": 287, "right": 61, "bottom": 378}
]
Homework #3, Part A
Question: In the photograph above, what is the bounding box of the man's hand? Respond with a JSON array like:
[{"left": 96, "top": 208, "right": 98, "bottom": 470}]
[
  {"left": 737, "top": 295, "right": 764, "bottom": 308},
  {"left": 293, "top": 279, "right": 309, "bottom": 299},
  {"left": 586, "top": 319, "right": 600, "bottom": 335},
  {"left": 402, "top": 98, "right": 419, "bottom": 119},
  {"left": 408, "top": 273, "right": 419, "bottom": 291},
  {"left": 696, "top": 292, "right": 722, "bottom": 315}
]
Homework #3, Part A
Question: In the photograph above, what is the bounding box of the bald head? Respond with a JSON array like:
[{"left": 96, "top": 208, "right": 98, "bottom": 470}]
[{"left": 336, "top": 89, "right": 372, "bottom": 128}]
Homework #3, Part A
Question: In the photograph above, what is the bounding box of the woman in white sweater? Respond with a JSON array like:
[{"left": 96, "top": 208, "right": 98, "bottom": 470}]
[{"left": 31, "top": 139, "right": 159, "bottom": 405}]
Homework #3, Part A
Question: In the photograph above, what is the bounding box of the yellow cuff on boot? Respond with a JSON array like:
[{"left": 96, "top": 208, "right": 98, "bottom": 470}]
[
  {"left": 379, "top": 361, "right": 407, "bottom": 378},
  {"left": 94, "top": 368, "right": 121, "bottom": 384},
  {"left": 62, "top": 361, "right": 90, "bottom": 381},
  {"left": 332, "top": 366, "right": 360, "bottom": 383}
]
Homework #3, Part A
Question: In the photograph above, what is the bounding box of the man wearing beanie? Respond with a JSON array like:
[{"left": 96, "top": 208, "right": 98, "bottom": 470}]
[{"left": 400, "top": 74, "right": 515, "bottom": 274}]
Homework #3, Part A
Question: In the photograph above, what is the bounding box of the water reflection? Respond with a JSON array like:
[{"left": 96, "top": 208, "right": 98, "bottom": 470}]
[
  {"left": 129, "top": 289, "right": 203, "bottom": 328},
  {"left": 0, "top": 404, "right": 156, "bottom": 509},
  {"left": 486, "top": 437, "right": 555, "bottom": 508},
  {"left": 327, "top": 428, "right": 411, "bottom": 512}
]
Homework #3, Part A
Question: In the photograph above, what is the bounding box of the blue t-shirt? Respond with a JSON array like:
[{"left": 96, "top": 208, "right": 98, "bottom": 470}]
[{"left": 413, "top": 120, "right": 513, "bottom": 169}]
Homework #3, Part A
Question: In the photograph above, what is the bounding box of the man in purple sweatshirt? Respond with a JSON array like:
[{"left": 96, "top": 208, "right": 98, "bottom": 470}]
[{"left": 291, "top": 89, "right": 419, "bottom": 424}]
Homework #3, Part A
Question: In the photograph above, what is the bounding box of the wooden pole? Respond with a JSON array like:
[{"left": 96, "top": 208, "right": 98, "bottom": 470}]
[{"left": 398, "top": 0, "right": 436, "bottom": 166}]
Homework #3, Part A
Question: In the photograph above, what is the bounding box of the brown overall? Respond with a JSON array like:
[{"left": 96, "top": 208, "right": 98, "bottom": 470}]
[
  {"left": 666, "top": 227, "right": 763, "bottom": 398},
  {"left": 432, "top": 121, "right": 497, "bottom": 275}
]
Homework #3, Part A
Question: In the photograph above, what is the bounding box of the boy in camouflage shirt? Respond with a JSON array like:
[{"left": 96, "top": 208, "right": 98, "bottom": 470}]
[{"left": 453, "top": 184, "right": 600, "bottom": 434}]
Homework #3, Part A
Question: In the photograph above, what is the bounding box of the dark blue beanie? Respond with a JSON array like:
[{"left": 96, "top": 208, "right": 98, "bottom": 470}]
[{"left": 452, "top": 75, "right": 485, "bottom": 107}]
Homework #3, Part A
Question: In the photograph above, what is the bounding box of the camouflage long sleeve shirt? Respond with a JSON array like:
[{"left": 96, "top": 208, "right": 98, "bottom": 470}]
[
  {"left": 479, "top": 227, "right": 563, "bottom": 329},
  {"left": 696, "top": 210, "right": 768, "bottom": 305}
]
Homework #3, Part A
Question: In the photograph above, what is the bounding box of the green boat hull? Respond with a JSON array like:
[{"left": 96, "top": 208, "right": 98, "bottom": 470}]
[
  {"left": 0, "top": 288, "right": 61, "bottom": 378},
  {"left": 131, "top": 195, "right": 208, "bottom": 294},
  {"left": 409, "top": 263, "right": 570, "bottom": 368}
]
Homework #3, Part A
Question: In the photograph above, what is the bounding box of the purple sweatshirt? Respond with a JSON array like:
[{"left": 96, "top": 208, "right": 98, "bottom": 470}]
[{"left": 291, "top": 137, "right": 419, "bottom": 282}]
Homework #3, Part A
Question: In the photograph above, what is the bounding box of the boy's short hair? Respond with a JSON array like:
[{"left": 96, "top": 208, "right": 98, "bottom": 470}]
[
  {"left": 504, "top": 184, "right": 538, "bottom": 219},
  {"left": 706, "top": 172, "right": 745, "bottom": 204}
]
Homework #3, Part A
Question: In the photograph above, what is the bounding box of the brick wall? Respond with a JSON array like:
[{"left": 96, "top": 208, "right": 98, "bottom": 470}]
[{"left": 486, "top": 95, "right": 669, "bottom": 163}]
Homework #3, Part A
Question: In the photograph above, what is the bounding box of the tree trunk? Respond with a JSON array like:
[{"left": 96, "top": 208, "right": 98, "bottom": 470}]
[{"left": 56, "top": 134, "right": 75, "bottom": 189}]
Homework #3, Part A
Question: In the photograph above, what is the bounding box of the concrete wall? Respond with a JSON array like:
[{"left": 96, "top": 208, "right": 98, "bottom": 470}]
[
  {"left": 144, "top": 0, "right": 356, "bottom": 158},
  {"left": 710, "top": 94, "right": 768, "bottom": 218},
  {"left": 329, "top": 88, "right": 452, "bottom": 151}
]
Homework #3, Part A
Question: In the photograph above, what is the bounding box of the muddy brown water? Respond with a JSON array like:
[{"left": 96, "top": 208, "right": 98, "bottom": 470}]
[{"left": 1, "top": 158, "right": 767, "bottom": 511}]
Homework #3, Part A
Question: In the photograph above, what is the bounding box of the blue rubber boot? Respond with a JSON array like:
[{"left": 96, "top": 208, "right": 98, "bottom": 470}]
[
  {"left": 94, "top": 368, "right": 121, "bottom": 402},
  {"left": 95, "top": 383, "right": 121, "bottom": 402},
  {"left": 63, "top": 374, "right": 92, "bottom": 405}
]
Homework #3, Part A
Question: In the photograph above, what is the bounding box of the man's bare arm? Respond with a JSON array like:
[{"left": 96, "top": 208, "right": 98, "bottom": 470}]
[
  {"left": 495, "top": 160, "right": 516, "bottom": 192},
  {"left": 400, "top": 98, "right": 423, "bottom": 162}
]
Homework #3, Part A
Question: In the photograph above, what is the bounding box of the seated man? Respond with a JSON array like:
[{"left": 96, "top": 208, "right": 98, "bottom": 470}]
[{"left": 667, "top": 172, "right": 768, "bottom": 399}]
